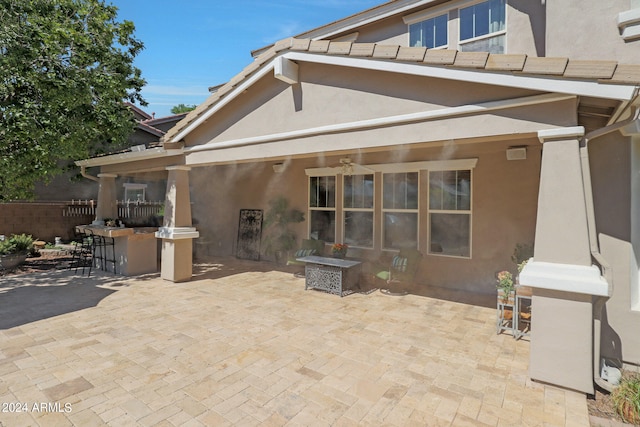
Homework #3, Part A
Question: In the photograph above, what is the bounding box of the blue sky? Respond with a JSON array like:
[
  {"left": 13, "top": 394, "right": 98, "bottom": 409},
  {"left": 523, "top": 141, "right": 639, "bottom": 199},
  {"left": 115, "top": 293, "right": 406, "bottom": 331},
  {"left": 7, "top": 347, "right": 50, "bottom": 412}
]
[{"left": 107, "top": 0, "right": 384, "bottom": 118}]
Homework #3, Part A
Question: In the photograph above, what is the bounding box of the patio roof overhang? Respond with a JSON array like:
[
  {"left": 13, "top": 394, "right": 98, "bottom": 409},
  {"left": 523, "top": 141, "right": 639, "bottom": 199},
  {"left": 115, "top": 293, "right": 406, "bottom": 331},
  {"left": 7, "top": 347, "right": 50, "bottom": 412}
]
[{"left": 75, "top": 147, "right": 184, "bottom": 169}]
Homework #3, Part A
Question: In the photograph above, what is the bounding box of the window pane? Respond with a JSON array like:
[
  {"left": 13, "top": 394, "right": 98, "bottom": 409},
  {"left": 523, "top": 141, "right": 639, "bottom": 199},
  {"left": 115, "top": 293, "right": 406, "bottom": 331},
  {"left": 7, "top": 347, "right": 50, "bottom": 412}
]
[
  {"left": 344, "top": 174, "right": 373, "bottom": 209},
  {"left": 310, "top": 176, "right": 335, "bottom": 208},
  {"left": 474, "top": 2, "right": 490, "bottom": 37},
  {"left": 430, "top": 213, "right": 470, "bottom": 257},
  {"left": 410, "top": 22, "right": 421, "bottom": 47},
  {"left": 310, "top": 210, "right": 335, "bottom": 242},
  {"left": 489, "top": 0, "right": 506, "bottom": 32},
  {"left": 344, "top": 211, "right": 373, "bottom": 247},
  {"left": 383, "top": 172, "right": 418, "bottom": 209},
  {"left": 383, "top": 212, "right": 418, "bottom": 249},
  {"left": 434, "top": 14, "right": 448, "bottom": 47},
  {"left": 460, "top": 6, "right": 474, "bottom": 40},
  {"left": 410, "top": 14, "right": 447, "bottom": 48},
  {"left": 429, "top": 170, "right": 471, "bottom": 211},
  {"left": 384, "top": 212, "right": 418, "bottom": 250}
]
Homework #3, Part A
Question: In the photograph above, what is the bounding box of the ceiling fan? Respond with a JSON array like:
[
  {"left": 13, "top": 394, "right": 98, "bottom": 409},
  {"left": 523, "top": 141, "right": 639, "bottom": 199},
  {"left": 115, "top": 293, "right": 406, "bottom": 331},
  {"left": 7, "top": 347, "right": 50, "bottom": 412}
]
[{"left": 335, "top": 157, "right": 374, "bottom": 176}]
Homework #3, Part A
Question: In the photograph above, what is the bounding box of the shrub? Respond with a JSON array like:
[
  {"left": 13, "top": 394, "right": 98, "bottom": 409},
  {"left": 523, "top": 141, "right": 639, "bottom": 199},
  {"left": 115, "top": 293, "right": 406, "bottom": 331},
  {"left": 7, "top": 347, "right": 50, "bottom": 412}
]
[
  {"left": 0, "top": 239, "right": 17, "bottom": 255},
  {"left": 613, "top": 373, "right": 640, "bottom": 424},
  {"left": 9, "top": 234, "right": 34, "bottom": 253}
]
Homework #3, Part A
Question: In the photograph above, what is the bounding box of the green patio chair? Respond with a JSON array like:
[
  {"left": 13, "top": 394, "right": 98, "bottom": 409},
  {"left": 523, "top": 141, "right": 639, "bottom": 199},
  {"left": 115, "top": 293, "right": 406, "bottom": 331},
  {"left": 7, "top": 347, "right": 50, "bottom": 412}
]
[
  {"left": 376, "top": 248, "right": 422, "bottom": 294},
  {"left": 286, "top": 239, "right": 325, "bottom": 266}
]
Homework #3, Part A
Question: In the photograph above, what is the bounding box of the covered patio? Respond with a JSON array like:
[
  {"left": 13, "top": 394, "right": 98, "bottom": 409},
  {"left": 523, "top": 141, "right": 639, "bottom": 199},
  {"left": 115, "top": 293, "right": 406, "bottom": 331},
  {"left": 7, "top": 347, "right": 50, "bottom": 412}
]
[{"left": 0, "top": 258, "right": 588, "bottom": 426}]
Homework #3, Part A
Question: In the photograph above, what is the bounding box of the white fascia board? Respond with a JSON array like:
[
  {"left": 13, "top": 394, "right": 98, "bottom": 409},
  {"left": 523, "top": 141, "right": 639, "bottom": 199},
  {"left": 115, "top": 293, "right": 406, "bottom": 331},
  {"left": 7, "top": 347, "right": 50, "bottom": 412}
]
[
  {"left": 283, "top": 52, "right": 638, "bottom": 101},
  {"left": 519, "top": 260, "right": 611, "bottom": 297},
  {"left": 170, "top": 63, "right": 275, "bottom": 143},
  {"left": 75, "top": 148, "right": 183, "bottom": 167}
]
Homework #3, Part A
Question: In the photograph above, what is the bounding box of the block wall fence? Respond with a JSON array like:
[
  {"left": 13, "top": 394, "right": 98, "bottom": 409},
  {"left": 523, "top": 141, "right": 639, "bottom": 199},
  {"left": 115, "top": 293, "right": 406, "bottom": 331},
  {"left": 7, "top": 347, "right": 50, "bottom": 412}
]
[{"left": 0, "top": 203, "right": 92, "bottom": 243}]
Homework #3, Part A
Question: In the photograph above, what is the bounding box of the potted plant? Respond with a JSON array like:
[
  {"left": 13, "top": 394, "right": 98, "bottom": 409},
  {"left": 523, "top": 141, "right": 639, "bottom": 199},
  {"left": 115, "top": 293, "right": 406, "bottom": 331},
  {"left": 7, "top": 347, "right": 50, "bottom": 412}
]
[
  {"left": 512, "top": 243, "right": 533, "bottom": 281},
  {"left": 331, "top": 243, "right": 348, "bottom": 259},
  {"left": 0, "top": 233, "right": 34, "bottom": 270},
  {"left": 496, "top": 270, "right": 515, "bottom": 304},
  {"left": 262, "top": 196, "right": 305, "bottom": 264}
]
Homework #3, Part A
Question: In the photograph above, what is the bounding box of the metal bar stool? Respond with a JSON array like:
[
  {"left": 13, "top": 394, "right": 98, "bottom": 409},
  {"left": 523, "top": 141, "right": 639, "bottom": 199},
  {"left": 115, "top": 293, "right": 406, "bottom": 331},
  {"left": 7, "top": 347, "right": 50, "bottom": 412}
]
[
  {"left": 71, "top": 230, "right": 95, "bottom": 277},
  {"left": 93, "top": 233, "right": 117, "bottom": 274}
]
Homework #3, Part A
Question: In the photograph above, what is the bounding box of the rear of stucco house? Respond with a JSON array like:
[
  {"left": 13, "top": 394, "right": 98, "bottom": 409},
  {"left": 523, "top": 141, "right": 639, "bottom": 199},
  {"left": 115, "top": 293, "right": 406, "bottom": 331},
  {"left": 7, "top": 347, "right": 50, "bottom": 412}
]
[{"left": 78, "top": 0, "right": 640, "bottom": 396}]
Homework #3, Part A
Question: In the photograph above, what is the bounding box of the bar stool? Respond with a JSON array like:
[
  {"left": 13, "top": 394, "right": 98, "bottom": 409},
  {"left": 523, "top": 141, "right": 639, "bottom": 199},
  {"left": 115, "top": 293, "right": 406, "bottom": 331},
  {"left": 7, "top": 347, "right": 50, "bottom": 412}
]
[
  {"left": 70, "top": 230, "right": 95, "bottom": 277},
  {"left": 93, "top": 233, "right": 117, "bottom": 274}
]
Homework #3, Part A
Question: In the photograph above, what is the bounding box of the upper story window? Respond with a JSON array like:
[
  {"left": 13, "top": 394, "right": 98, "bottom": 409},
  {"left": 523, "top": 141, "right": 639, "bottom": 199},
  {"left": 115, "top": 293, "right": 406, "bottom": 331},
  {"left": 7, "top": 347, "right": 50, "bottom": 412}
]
[
  {"left": 459, "top": 0, "right": 505, "bottom": 54},
  {"left": 409, "top": 13, "right": 448, "bottom": 48}
]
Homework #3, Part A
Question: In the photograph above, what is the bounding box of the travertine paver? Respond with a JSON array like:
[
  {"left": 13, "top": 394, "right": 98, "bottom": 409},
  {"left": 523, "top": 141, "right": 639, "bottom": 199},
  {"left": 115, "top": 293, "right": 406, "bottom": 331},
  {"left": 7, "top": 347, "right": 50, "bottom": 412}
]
[{"left": 0, "top": 257, "right": 590, "bottom": 426}]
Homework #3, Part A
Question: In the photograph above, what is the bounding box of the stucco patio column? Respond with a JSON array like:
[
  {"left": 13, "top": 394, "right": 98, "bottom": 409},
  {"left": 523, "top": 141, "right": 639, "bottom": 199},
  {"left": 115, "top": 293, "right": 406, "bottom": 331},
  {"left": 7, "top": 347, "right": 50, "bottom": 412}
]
[
  {"left": 155, "top": 166, "right": 199, "bottom": 282},
  {"left": 93, "top": 173, "right": 118, "bottom": 225},
  {"left": 520, "top": 127, "right": 609, "bottom": 395}
]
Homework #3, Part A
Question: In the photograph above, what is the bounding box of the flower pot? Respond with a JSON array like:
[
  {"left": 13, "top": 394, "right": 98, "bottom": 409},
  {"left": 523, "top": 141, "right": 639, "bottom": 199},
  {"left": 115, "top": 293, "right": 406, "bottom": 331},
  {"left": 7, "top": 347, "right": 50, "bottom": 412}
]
[{"left": 0, "top": 253, "right": 28, "bottom": 270}]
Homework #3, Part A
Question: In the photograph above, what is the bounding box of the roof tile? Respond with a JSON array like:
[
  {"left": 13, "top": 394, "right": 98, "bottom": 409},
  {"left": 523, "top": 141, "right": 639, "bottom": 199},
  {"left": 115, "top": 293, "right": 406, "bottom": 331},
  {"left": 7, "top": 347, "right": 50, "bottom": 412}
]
[
  {"left": 373, "top": 44, "right": 400, "bottom": 59},
  {"left": 274, "top": 38, "right": 294, "bottom": 52},
  {"left": 291, "top": 38, "right": 311, "bottom": 51},
  {"left": 521, "top": 57, "right": 568, "bottom": 75},
  {"left": 608, "top": 64, "right": 640, "bottom": 84},
  {"left": 327, "top": 41, "right": 353, "bottom": 55},
  {"left": 485, "top": 54, "right": 527, "bottom": 71},
  {"left": 453, "top": 51, "right": 489, "bottom": 68},
  {"left": 396, "top": 46, "right": 427, "bottom": 62},
  {"left": 423, "top": 49, "right": 457, "bottom": 65},
  {"left": 349, "top": 43, "right": 376, "bottom": 57},
  {"left": 309, "top": 40, "right": 330, "bottom": 53},
  {"left": 563, "top": 60, "right": 618, "bottom": 79}
]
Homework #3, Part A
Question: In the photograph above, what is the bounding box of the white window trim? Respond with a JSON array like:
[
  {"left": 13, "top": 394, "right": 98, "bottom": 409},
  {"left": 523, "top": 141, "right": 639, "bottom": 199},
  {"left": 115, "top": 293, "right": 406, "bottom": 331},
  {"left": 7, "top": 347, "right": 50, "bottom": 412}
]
[
  {"left": 308, "top": 175, "right": 337, "bottom": 243},
  {"left": 342, "top": 174, "right": 375, "bottom": 249},
  {"left": 381, "top": 172, "right": 421, "bottom": 252},
  {"left": 458, "top": 29, "right": 506, "bottom": 48},
  {"left": 123, "top": 183, "right": 147, "bottom": 202},
  {"left": 427, "top": 169, "right": 473, "bottom": 259},
  {"left": 306, "top": 159, "right": 478, "bottom": 176}
]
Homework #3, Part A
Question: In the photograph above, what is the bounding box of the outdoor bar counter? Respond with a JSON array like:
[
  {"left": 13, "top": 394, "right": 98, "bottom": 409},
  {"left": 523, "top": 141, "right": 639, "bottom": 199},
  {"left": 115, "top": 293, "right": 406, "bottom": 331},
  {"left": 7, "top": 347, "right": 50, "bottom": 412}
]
[{"left": 76, "top": 225, "right": 158, "bottom": 276}]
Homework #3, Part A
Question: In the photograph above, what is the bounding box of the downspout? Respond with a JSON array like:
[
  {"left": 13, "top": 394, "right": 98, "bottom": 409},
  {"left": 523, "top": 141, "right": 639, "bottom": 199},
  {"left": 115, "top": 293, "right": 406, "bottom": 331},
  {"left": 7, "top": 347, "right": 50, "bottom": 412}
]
[
  {"left": 580, "top": 103, "right": 640, "bottom": 392},
  {"left": 80, "top": 166, "right": 100, "bottom": 183}
]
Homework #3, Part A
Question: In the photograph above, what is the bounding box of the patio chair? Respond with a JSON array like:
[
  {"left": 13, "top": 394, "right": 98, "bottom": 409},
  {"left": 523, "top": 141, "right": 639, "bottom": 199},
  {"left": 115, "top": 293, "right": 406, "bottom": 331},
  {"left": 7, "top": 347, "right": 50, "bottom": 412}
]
[
  {"left": 287, "top": 239, "right": 325, "bottom": 276},
  {"left": 376, "top": 248, "right": 422, "bottom": 295}
]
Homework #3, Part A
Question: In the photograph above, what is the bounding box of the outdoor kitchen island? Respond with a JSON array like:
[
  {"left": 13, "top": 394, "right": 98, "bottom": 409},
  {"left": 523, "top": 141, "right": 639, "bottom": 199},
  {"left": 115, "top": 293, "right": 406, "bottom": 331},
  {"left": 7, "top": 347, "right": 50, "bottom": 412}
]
[{"left": 75, "top": 225, "right": 158, "bottom": 276}]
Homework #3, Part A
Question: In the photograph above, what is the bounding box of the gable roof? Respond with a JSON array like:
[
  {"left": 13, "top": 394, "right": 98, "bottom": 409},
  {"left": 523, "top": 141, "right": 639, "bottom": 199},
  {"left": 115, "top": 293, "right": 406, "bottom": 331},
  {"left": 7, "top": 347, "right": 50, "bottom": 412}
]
[{"left": 164, "top": 38, "right": 640, "bottom": 145}]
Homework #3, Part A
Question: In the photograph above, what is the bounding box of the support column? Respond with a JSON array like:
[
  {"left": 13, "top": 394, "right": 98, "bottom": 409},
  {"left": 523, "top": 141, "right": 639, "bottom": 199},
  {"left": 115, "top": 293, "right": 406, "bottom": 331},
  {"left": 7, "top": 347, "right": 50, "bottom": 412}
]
[
  {"left": 94, "top": 173, "right": 118, "bottom": 225},
  {"left": 155, "top": 166, "right": 199, "bottom": 282},
  {"left": 520, "top": 127, "right": 609, "bottom": 395}
]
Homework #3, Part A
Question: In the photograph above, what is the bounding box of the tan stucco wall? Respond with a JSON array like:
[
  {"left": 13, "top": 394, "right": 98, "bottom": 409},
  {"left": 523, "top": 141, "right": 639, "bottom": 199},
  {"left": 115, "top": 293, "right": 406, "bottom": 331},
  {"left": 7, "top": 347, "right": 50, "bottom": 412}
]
[
  {"left": 590, "top": 134, "right": 640, "bottom": 366},
  {"left": 190, "top": 137, "right": 541, "bottom": 296},
  {"left": 546, "top": 0, "right": 640, "bottom": 62},
  {"left": 184, "top": 62, "right": 576, "bottom": 162}
]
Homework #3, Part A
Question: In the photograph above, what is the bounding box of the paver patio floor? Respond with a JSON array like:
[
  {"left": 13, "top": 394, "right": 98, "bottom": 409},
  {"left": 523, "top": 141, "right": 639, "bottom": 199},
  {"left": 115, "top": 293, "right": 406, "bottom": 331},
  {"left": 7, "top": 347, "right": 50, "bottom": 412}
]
[{"left": 0, "top": 257, "right": 589, "bottom": 426}]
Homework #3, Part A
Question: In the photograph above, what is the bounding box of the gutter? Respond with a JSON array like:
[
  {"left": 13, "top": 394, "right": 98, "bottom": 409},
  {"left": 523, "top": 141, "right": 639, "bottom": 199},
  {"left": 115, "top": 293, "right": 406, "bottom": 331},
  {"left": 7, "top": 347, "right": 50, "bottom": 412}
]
[
  {"left": 80, "top": 166, "right": 99, "bottom": 183},
  {"left": 579, "top": 99, "right": 640, "bottom": 393}
]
